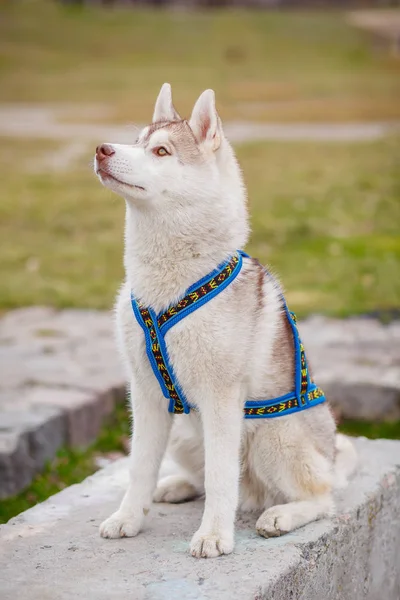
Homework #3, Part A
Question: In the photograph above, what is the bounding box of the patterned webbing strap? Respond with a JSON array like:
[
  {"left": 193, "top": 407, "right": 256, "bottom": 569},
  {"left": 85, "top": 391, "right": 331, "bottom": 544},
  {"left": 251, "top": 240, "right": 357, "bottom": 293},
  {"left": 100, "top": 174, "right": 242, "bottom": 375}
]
[
  {"left": 131, "top": 251, "right": 326, "bottom": 418},
  {"left": 243, "top": 309, "right": 326, "bottom": 419},
  {"left": 131, "top": 252, "right": 244, "bottom": 414}
]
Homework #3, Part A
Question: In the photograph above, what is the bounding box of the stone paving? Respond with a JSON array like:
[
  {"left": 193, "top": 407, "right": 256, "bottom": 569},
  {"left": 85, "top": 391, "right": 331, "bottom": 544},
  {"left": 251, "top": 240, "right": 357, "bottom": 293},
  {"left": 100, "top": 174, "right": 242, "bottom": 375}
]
[
  {"left": 299, "top": 315, "right": 400, "bottom": 422},
  {"left": 1, "top": 308, "right": 399, "bottom": 499},
  {"left": 0, "top": 437, "right": 399, "bottom": 599},
  {"left": 0, "top": 307, "right": 125, "bottom": 499}
]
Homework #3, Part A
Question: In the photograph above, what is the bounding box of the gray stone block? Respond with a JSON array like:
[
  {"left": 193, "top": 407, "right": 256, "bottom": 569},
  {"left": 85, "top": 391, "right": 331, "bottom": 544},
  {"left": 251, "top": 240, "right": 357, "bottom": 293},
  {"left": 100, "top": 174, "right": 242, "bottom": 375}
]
[
  {"left": 0, "top": 386, "right": 125, "bottom": 498},
  {"left": 300, "top": 316, "right": 400, "bottom": 421},
  {"left": 0, "top": 308, "right": 126, "bottom": 497},
  {"left": 0, "top": 405, "right": 66, "bottom": 498},
  {"left": 0, "top": 437, "right": 399, "bottom": 600},
  {"left": 24, "top": 387, "right": 115, "bottom": 447}
]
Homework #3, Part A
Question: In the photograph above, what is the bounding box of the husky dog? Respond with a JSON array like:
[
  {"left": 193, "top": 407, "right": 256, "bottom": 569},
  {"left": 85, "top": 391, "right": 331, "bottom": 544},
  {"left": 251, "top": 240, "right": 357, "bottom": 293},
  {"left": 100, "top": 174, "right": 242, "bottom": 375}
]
[{"left": 94, "top": 83, "right": 356, "bottom": 559}]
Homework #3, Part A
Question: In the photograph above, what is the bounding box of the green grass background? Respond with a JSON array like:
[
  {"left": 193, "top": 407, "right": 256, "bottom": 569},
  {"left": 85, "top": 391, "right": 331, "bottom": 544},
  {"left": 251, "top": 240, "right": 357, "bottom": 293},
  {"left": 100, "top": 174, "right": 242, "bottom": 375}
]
[{"left": 1, "top": 1, "right": 399, "bottom": 122}]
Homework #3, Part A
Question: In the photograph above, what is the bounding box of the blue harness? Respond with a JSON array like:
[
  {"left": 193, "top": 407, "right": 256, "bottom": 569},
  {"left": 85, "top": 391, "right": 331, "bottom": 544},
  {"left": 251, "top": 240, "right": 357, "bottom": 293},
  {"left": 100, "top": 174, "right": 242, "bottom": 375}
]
[{"left": 131, "top": 251, "right": 326, "bottom": 419}]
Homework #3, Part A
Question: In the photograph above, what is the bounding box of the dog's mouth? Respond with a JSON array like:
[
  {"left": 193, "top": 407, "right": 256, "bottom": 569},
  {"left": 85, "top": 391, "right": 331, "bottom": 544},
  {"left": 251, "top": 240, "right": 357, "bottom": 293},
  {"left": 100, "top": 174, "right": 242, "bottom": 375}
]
[{"left": 97, "top": 168, "right": 145, "bottom": 191}]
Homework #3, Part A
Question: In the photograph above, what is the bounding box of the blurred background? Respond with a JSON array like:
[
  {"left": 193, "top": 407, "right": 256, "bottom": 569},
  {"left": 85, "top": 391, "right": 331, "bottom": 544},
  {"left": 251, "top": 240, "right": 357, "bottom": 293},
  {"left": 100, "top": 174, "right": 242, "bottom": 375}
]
[{"left": 0, "top": 0, "right": 399, "bottom": 521}]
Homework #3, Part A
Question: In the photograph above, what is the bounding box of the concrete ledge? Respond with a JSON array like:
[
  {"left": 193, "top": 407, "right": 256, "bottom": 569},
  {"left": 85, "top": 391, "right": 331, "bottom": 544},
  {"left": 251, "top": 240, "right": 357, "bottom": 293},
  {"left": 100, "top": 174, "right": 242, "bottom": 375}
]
[
  {"left": 1, "top": 437, "right": 399, "bottom": 600},
  {"left": 0, "top": 307, "right": 125, "bottom": 498}
]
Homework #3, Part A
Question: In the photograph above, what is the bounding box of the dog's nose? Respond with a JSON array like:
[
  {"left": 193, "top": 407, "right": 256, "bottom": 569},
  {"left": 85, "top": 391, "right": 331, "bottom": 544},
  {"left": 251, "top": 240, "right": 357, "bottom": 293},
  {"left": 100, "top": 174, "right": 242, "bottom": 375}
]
[{"left": 96, "top": 143, "right": 115, "bottom": 162}]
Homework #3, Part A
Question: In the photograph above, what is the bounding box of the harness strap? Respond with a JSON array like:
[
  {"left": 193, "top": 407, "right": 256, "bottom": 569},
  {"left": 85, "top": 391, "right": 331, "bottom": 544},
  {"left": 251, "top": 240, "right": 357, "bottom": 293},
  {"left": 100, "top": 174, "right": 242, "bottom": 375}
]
[
  {"left": 131, "top": 300, "right": 190, "bottom": 414},
  {"left": 243, "top": 264, "right": 325, "bottom": 418},
  {"left": 131, "top": 251, "right": 326, "bottom": 418},
  {"left": 158, "top": 252, "right": 243, "bottom": 335},
  {"left": 244, "top": 309, "right": 325, "bottom": 418},
  {"left": 131, "top": 252, "right": 244, "bottom": 414},
  {"left": 244, "top": 385, "right": 325, "bottom": 418}
]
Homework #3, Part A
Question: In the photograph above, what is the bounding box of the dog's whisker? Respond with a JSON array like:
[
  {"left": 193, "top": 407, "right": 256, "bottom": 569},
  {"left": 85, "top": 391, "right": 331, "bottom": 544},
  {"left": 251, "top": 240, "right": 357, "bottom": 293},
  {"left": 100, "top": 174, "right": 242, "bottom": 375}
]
[{"left": 127, "top": 123, "right": 141, "bottom": 133}]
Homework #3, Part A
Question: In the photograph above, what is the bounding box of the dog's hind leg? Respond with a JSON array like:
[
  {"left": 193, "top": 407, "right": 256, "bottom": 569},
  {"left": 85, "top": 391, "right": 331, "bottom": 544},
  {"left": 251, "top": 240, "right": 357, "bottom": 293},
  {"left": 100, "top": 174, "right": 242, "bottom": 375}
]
[
  {"left": 248, "top": 418, "right": 335, "bottom": 538},
  {"left": 256, "top": 493, "right": 334, "bottom": 538},
  {"left": 154, "top": 412, "right": 205, "bottom": 504},
  {"left": 334, "top": 433, "right": 357, "bottom": 489},
  {"left": 154, "top": 474, "right": 200, "bottom": 503}
]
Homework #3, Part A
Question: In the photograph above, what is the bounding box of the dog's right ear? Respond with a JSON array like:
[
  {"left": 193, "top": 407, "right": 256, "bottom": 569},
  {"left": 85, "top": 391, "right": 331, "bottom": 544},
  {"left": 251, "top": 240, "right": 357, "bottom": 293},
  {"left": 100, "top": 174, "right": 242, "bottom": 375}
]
[{"left": 152, "top": 83, "right": 180, "bottom": 123}]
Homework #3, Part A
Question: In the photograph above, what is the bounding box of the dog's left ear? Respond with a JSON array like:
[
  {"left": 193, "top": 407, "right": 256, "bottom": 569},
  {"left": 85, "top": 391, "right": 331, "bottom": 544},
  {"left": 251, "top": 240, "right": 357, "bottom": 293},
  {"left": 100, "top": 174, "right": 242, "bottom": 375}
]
[
  {"left": 189, "top": 89, "right": 221, "bottom": 151},
  {"left": 153, "top": 83, "right": 181, "bottom": 122}
]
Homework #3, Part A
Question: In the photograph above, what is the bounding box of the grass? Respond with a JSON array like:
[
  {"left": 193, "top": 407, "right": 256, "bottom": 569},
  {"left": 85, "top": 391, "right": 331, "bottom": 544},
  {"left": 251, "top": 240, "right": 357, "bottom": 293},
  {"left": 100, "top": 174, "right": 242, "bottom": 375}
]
[
  {"left": 0, "top": 2, "right": 399, "bottom": 123},
  {"left": 0, "top": 402, "right": 131, "bottom": 525},
  {"left": 0, "top": 135, "right": 399, "bottom": 316},
  {"left": 244, "top": 136, "right": 400, "bottom": 315},
  {"left": 339, "top": 419, "right": 400, "bottom": 440}
]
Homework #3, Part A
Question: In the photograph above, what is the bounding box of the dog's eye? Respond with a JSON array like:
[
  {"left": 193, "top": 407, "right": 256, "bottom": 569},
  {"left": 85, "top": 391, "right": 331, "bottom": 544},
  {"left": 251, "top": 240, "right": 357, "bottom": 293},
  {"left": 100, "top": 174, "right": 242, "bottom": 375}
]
[{"left": 154, "top": 146, "right": 169, "bottom": 157}]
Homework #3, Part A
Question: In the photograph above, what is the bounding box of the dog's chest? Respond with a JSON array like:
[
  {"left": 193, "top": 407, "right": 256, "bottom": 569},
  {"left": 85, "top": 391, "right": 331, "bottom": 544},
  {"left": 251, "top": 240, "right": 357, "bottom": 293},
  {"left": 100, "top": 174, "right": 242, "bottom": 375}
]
[{"left": 115, "top": 280, "right": 256, "bottom": 407}]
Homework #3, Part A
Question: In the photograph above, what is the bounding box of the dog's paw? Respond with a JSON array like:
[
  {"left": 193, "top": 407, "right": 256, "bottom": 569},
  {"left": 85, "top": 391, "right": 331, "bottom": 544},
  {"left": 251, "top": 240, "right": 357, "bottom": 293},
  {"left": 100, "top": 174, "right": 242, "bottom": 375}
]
[
  {"left": 256, "top": 506, "right": 293, "bottom": 538},
  {"left": 99, "top": 510, "right": 142, "bottom": 539},
  {"left": 190, "top": 529, "right": 234, "bottom": 558},
  {"left": 153, "top": 475, "right": 198, "bottom": 504}
]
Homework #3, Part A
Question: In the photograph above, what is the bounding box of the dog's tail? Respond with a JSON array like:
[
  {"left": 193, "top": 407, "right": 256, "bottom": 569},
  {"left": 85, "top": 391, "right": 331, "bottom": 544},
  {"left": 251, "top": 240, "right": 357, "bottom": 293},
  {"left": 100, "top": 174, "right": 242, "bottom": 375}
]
[{"left": 333, "top": 433, "right": 358, "bottom": 489}]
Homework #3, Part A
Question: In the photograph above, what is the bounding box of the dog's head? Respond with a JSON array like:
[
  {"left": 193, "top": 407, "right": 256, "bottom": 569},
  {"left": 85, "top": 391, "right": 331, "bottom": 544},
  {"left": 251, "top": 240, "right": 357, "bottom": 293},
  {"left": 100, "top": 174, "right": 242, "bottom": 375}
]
[{"left": 94, "top": 84, "right": 245, "bottom": 214}]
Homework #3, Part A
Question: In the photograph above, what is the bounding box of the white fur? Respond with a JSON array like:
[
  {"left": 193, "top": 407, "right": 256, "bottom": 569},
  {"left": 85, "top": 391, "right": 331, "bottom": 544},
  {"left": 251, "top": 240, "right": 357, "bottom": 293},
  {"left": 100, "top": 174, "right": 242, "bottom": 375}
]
[
  {"left": 152, "top": 82, "right": 181, "bottom": 123},
  {"left": 94, "top": 84, "right": 357, "bottom": 558}
]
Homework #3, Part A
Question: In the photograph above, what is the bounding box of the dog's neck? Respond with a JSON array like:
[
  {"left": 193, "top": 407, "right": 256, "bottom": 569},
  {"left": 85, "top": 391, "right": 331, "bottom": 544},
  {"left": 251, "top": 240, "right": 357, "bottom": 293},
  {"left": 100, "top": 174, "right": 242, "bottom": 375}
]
[
  {"left": 124, "top": 200, "right": 248, "bottom": 314},
  {"left": 123, "top": 139, "right": 249, "bottom": 313}
]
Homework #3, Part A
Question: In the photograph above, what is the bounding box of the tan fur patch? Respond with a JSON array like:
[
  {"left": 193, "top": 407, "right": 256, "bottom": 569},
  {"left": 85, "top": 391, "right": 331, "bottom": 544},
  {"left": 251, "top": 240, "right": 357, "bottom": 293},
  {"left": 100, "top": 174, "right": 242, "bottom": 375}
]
[
  {"left": 293, "top": 450, "right": 333, "bottom": 499},
  {"left": 144, "top": 119, "right": 177, "bottom": 140},
  {"left": 299, "top": 477, "right": 332, "bottom": 497},
  {"left": 250, "top": 258, "right": 266, "bottom": 312},
  {"left": 145, "top": 120, "right": 201, "bottom": 164},
  {"left": 271, "top": 308, "right": 295, "bottom": 385}
]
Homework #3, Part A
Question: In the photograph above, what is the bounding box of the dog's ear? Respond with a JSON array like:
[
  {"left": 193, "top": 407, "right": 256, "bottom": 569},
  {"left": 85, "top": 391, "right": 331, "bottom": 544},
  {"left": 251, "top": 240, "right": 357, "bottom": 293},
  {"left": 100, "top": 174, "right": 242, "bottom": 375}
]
[
  {"left": 153, "top": 83, "right": 180, "bottom": 123},
  {"left": 189, "top": 89, "right": 221, "bottom": 151}
]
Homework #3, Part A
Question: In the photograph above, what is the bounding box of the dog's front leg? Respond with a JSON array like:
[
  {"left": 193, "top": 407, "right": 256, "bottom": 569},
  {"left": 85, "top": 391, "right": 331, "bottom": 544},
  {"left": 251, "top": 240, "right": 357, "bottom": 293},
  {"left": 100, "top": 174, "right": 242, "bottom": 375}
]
[
  {"left": 100, "top": 379, "right": 172, "bottom": 539},
  {"left": 190, "top": 387, "right": 243, "bottom": 558}
]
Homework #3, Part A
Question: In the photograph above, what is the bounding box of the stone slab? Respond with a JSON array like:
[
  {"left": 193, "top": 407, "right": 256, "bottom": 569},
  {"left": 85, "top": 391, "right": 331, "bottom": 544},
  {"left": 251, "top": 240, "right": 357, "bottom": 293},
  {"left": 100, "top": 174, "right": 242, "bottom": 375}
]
[
  {"left": 300, "top": 316, "right": 400, "bottom": 421},
  {"left": 0, "top": 437, "right": 399, "bottom": 600},
  {"left": 0, "top": 307, "right": 126, "bottom": 498},
  {"left": 0, "top": 404, "right": 66, "bottom": 498}
]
